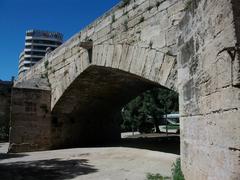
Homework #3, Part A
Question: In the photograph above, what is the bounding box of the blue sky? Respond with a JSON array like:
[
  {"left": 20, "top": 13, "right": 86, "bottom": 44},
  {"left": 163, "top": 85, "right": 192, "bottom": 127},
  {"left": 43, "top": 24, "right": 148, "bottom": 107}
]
[{"left": 0, "top": 0, "right": 120, "bottom": 80}]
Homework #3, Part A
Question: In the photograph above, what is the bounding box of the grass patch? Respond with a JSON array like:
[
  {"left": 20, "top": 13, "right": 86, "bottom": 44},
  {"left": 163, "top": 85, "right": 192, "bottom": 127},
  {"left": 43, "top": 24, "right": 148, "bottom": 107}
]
[{"left": 146, "top": 158, "right": 185, "bottom": 180}]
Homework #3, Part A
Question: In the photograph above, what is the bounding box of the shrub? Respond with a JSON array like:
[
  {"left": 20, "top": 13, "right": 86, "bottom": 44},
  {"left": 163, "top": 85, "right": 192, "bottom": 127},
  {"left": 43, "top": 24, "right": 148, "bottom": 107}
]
[{"left": 171, "top": 158, "right": 185, "bottom": 180}]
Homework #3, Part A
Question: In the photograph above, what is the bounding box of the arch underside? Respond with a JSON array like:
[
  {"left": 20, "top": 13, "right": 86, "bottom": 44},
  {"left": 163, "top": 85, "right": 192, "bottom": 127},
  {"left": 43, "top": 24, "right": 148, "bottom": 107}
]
[{"left": 51, "top": 65, "right": 168, "bottom": 148}]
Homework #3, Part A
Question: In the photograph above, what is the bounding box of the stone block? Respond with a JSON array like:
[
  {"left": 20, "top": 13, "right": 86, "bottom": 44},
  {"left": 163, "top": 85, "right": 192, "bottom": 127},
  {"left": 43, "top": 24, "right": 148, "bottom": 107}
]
[
  {"left": 141, "top": 49, "right": 157, "bottom": 80},
  {"left": 158, "top": 54, "right": 176, "bottom": 85},
  {"left": 129, "top": 47, "right": 147, "bottom": 76},
  {"left": 119, "top": 45, "right": 134, "bottom": 72},
  {"left": 112, "top": 45, "right": 123, "bottom": 69},
  {"left": 148, "top": 51, "right": 165, "bottom": 83}
]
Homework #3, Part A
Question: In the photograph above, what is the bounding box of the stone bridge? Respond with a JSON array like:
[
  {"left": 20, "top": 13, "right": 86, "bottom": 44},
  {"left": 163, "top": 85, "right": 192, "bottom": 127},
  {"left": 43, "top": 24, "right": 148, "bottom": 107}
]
[{"left": 9, "top": 0, "right": 240, "bottom": 179}]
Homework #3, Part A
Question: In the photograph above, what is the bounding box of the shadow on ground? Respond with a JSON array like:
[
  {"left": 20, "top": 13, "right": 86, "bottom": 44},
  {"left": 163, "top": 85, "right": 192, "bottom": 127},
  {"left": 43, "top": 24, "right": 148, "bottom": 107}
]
[
  {"left": 0, "top": 158, "right": 98, "bottom": 180},
  {"left": 120, "top": 135, "right": 180, "bottom": 155},
  {"left": 0, "top": 153, "right": 28, "bottom": 160},
  {"left": 76, "top": 134, "right": 180, "bottom": 155}
]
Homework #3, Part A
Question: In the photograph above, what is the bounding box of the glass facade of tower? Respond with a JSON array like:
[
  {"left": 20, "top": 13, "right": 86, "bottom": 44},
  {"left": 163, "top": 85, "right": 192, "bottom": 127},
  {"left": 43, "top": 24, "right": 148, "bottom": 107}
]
[{"left": 18, "top": 30, "right": 63, "bottom": 78}]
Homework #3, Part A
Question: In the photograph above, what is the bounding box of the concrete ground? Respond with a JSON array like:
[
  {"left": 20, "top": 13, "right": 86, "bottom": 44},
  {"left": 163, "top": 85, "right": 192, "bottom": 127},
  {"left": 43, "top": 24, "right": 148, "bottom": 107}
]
[{"left": 0, "top": 143, "right": 178, "bottom": 180}]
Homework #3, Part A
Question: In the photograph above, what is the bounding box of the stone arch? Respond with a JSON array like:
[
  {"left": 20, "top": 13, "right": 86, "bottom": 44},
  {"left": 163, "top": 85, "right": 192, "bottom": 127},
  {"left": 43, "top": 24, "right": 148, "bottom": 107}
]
[
  {"left": 50, "top": 44, "right": 178, "bottom": 111},
  {"left": 47, "top": 43, "right": 178, "bottom": 148},
  {"left": 51, "top": 66, "right": 177, "bottom": 148}
]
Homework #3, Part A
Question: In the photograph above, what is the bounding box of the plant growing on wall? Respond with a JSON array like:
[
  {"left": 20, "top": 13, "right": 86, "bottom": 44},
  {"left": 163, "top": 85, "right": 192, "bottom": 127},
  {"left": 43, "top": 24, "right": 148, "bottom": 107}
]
[
  {"left": 44, "top": 60, "right": 49, "bottom": 69},
  {"left": 146, "top": 5, "right": 154, "bottom": 11},
  {"left": 149, "top": 41, "right": 153, "bottom": 49},
  {"left": 111, "top": 14, "right": 116, "bottom": 23},
  {"left": 64, "top": 70, "right": 69, "bottom": 76},
  {"left": 184, "top": 0, "right": 193, "bottom": 10},
  {"left": 156, "top": 1, "right": 161, "bottom": 8},
  {"left": 139, "top": 16, "right": 145, "bottom": 23},
  {"left": 132, "top": 4, "right": 138, "bottom": 10},
  {"left": 122, "top": 0, "right": 131, "bottom": 7},
  {"left": 123, "top": 20, "right": 128, "bottom": 31}
]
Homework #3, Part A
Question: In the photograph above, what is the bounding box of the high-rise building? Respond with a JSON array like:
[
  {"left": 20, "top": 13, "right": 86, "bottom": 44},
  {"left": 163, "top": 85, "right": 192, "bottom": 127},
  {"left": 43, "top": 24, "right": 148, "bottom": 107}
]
[{"left": 18, "top": 30, "right": 63, "bottom": 78}]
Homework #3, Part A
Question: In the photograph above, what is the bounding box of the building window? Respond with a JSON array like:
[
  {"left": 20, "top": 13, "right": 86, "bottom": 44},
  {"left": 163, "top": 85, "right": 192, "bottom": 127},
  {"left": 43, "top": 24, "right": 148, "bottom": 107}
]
[{"left": 24, "top": 102, "right": 37, "bottom": 113}]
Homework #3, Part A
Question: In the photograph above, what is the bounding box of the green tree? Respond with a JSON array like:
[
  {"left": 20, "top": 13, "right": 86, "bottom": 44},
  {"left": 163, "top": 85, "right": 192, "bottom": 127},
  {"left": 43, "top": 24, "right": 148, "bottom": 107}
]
[
  {"left": 121, "top": 87, "right": 178, "bottom": 133},
  {"left": 121, "top": 96, "right": 143, "bottom": 132}
]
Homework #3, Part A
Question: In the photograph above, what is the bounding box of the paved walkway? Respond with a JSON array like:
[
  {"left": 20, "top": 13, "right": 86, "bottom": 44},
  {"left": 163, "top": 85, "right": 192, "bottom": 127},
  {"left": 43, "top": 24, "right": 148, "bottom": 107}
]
[{"left": 0, "top": 143, "right": 178, "bottom": 180}]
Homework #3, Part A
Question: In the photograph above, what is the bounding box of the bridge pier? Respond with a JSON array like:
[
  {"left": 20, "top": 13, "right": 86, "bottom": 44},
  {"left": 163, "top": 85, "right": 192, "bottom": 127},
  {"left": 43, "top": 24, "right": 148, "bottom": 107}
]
[
  {"left": 8, "top": 88, "right": 52, "bottom": 153},
  {"left": 178, "top": 0, "right": 240, "bottom": 179}
]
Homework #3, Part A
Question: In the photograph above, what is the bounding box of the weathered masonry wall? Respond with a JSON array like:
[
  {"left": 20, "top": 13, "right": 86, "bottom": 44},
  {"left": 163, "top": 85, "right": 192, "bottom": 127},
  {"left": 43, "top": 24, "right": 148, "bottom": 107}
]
[
  {"left": 9, "top": 88, "right": 52, "bottom": 153},
  {"left": 0, "top": 81, "right": 12, "bottom": 142},
  {"left": 17, "top": 0, "right": 185, "bottom": 109},
  {"left": 178, "top": 0, "right": 240, "bottom": 179}
]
